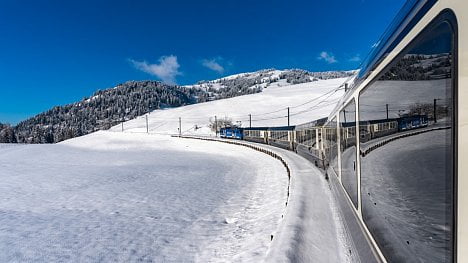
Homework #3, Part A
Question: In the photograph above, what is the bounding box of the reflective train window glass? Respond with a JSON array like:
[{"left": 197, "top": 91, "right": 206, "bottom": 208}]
[
  {"left": 307, "top": 129, "right": 316, "bottom": 147},
  {"left": 324, "top": 117, "right": 338, "bottom": 172},
  {"left": 296, "top": 129, "right": 316, "bottom": 147},
  {"left": 340, "top": 100, "right": 358, "bottom": 208},
  {"left": 359, "top": 19, "right": 454, "bottom": 262}
]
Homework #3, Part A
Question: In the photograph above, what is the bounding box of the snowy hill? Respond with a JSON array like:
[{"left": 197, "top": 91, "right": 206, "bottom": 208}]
[
  {"left": 186, "top": 69, "right": 354, "bottom": 95},
  {"left": 112, "top": 77, "right": 352, "bottom": 135},
  {"left": 0, "top": 69, "right": 355, "bottom": 144}
]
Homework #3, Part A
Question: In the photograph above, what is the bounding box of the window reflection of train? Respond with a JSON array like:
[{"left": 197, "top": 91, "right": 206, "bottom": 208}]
[
  {"left": 220, "top": 0, "right": 466, "bottom": 261},
  {"left": 359, "top": 115, "right": 428, "bottom": 142},
  {"left": 220, "top": 115, "right": 429, "bottom": 165},
  {"left": 397, "top": 114, "right": 428, "bottom": 130}
]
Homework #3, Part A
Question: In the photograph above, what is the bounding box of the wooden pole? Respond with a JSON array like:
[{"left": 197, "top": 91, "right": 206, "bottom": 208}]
[
  {"left": 146, "top": 115, "right": 149, "bottom": 133},
  {"left": 179, "top": 117, "right": 181, "bottom": 136}
]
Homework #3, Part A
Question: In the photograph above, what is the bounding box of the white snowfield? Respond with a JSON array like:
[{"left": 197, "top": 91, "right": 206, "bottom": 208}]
[
  {"left": 0, "top": 132, "right": 288, "bottom": 262},
  {"left": 111, "top": 78, "right": 348, "bottom": 135},
  {"left": 0, "top": 77, "right": 352, "bottom": 262}
]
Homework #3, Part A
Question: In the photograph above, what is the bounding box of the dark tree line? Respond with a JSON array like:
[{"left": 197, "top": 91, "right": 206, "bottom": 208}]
[
  {"left": 279, "top": 69, "right": 356, "bottom": 84},
  {"left": 0, "top": 123, "right": 16, "bottom": 143},
  {"left": 380, "top": 54, "right": 451, "bottom": 81}
]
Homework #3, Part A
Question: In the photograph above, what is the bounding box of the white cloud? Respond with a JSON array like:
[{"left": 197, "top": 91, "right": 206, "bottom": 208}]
[
  {"left": 317, "top": 51, "right": 337, "bottom": 64},
  {"left": 201, "top": 58, "right": 225, "bottom": 73},
  {"left": 130, "top": 55, "right": 181, "bottom": 84},
  {"left": 349, "top": 54, "right": 361, "bottom": 62}
]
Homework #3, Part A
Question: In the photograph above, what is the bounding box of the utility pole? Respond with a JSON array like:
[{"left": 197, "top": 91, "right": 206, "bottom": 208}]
[
  {"left": 249, "top": 114, "right": 252, "bottom": 128},
  {"left": 146, "top": 115, "right": 149, "bottom": 133},
  {"left": 287, "top": 107, "right": 290, "bottom": 126},
  {"left": 179, "top": 117, "right": 182, "bottom": 137},
  {"left": 215, "top": 115, "right": 218, "bottom": 137},
  {"left": 434, "top": 99, "right": 437, "bottom": 123},
  {"left": 386, "top": 104, "right": 389, "bottom": 120}
]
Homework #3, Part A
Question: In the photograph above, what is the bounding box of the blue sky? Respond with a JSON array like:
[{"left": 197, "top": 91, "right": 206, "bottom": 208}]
[{"left": 0, "top": 0, "right": 406, "bottom": 124}]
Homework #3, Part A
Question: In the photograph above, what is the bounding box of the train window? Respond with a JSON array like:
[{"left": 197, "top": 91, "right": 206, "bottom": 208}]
[
  {"left": 310, "top": 129, "right": 317, "bottom": 147},
  {"left": 340, "top": 100, "right": 358, "bottom": 208},
  {"left": 359, "top": 15, "right": 455, "bottom": 262},
  {"left": 296, "top": 129, "right": 317, "bottom": 147},
  {"left": 324, "top": 117, "right": 338, "bottom": 173}
]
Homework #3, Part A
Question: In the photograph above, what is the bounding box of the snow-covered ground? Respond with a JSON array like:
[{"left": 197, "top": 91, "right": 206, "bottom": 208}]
[
  {"left": 0, "top": 132, "right": 288, "bottom": 262},
  {"left": 0, "top": 76, "right": 351, "bottom": 262},
  {"left": 111, "top": 78, "right": 348, "bottom": 135}
]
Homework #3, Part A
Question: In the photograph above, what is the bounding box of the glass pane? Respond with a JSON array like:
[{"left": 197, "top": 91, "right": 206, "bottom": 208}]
[
  {"left": 324, "top": 117, "right": 338, "bottom": 173},
  {"left": 359, "top": 21, "right": 453, "bottom": 262},
  {"left": 340, "top": 100, "right": 358, "bottom": 207}
]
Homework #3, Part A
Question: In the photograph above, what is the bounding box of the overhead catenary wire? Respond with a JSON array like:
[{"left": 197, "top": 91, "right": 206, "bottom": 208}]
[
  {"left": 234, "top": 91, "right": 342, "bottom": 123},
  {"left": 238, "top": 83, "right": 347, "bottom": 119},
  {"left": 231, "top": 86, "right": 348, "bottom": 123}
]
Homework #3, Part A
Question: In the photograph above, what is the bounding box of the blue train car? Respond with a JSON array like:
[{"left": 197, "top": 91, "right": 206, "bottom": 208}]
[
  {"left": 397, "top": 115, "right": 428, "bottom": 131},
  {"left": 219, "top": 127, "right": 243, "bottom": 139}
]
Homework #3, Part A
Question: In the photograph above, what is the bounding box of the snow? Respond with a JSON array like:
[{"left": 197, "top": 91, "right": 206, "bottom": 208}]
[
  {"left": 113, "top": 78, "right": 348, "bottom": 135},
  {"left": 176, "top": 137, "right": 352, "bottom": 262},
  {"left": 0, "top": 132, "right": 288, "bottom": 262},
  {"left": 0, "top": 75, "right": 353, "bottom": 262},
  {"left": 0, "top": 143, "right": 24, "bottom": 150},
  {"left": 84, "top": 95, "right": 100, "bottom": 103},
  {"left": 237, "top": 141, "right": 351, "bottom": 262},
  {"left": 184, "top": 70, "right": 287, "bottom": 91}
]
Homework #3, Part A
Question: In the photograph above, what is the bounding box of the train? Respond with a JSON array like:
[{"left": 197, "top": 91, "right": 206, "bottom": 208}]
[
  {"left": 219, "top": 126, "right": 243, "bottom": 139},
  {"left": 219, "top": 0, "right": 467, "bottom": 262},
  {"left": 220, "top": 115, "right": 429, "bottom": 168}
]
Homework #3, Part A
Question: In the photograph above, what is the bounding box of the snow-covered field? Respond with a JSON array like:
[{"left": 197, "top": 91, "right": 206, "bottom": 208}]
[
  {"left": 0, "top": 77, "right": 350, "bottom": 262},
  {"left": 0, "top": 132, "right": 288, "bottom": 262},
  {"left": 112, "top": 78, "right": 348, "bottom": 135}
]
